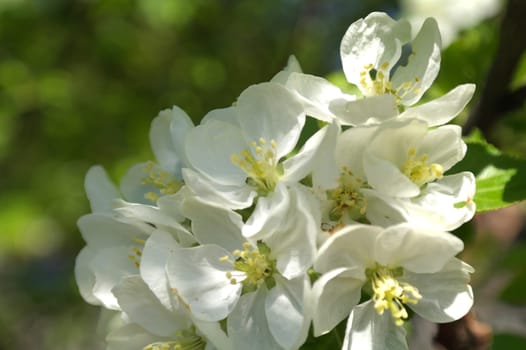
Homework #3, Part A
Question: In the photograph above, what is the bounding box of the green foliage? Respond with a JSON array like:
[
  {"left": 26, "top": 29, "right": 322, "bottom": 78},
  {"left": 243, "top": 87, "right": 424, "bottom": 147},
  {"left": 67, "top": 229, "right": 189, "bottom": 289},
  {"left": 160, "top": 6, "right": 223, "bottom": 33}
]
[
  {"left": 492, "top": 334, "right": 526, "bottom": 349},
  {"left": 450, "top": 131, "right": 526, "bottom": 212}
]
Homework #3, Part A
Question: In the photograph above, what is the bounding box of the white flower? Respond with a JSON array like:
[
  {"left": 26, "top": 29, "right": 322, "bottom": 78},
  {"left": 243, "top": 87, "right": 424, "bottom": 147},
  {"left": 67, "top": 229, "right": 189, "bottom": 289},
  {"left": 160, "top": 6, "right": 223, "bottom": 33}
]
[
  {"left": 165, "top": 195, "right": 314, "bottom": 349},
  {"left": 107, "top": 275, "right": 231, "bottom": 350},
  {"left": 119, "top": 106, "right": 194, "bottom": 204},
  {"left": 311, "top": 223, "right": 474, "bottom": 350},
  {"left": 75, "top": 212, "right": 154, "bottom": 310},
  {"left": 183, "top": 82, "right": 333, "bottom": 213},
  {"left": 328, "top": 11, "right": 475, "bottom": 126},
  {"left": 313, "top": 118, "right": 475, "bottom": 231}
]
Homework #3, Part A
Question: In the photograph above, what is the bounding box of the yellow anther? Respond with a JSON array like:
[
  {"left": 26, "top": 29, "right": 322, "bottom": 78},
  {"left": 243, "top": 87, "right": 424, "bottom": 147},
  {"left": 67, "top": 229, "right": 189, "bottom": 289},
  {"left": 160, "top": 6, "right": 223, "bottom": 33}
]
[
  {"left": 401, "top": 148, "right": 443, "bottom": 187},
  {"left": 222, "top": 241, "right": 276, "bottom": 291},
  {"left": 142, "top": 161, "right": 182, "bottom": 202},
  {"left": 368, "top": 264, "right": 421, "bottom": 326},
  {"left": 327, "top": 167, "right": 368, "bottom": 222},
  {"left": 231, "top": 138, "right": 282, "bottom": 195}
]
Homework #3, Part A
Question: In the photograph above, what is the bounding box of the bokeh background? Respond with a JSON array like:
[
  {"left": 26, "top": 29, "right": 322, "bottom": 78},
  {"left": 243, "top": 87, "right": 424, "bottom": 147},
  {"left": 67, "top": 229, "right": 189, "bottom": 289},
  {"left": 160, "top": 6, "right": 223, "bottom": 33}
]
[{"left": 1, "top": 0, "right": 526, "bottom": 349}]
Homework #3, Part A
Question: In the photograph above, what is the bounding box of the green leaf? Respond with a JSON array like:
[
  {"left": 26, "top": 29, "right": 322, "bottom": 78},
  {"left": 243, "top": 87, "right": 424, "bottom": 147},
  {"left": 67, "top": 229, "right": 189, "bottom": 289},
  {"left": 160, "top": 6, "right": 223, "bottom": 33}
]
[{"left": 450, "top": 131, "right": 526, "bottom": 212}]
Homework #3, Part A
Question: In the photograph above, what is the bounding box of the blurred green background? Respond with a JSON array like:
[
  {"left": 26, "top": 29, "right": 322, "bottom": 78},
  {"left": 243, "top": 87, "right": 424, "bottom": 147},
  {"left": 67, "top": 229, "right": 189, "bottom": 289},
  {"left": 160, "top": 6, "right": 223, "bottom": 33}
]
[{"left": 1, "top": 0, "right": 525, "bottom": 349}]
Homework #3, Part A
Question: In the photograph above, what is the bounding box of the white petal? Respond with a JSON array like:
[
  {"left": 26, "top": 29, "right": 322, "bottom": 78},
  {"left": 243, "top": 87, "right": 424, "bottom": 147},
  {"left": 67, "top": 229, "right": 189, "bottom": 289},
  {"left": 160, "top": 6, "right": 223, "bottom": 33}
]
[
  {"left": 335, "top": 124, "right": 378, "bottom": 179},
  {"left": 90, "top": 246, "right": 140, "bottom": 310},
  {"left": 106, "top": 323, "right": 164, "bottom": 350},
  {"left": 341, "top": 12, "right": 411, "bottom": 88},
  {"left": 312, "top": 267, "right": 363, "bottom": 336},
  {"left": 74, "top": 246, "right": 99, "bottom": 305},
  {"left": 363, "top": 181, "right": 474, "bottom": 231},
  {"left": 272, "top": 71, "right": 345, "bottom": 122},
  {"left": 182, "top": 168, "right": 256, "bottom": 210},
  {"left": 364, "top": 153, "right": 420, "bottom": 197},
  {"left": 193, "top": 320, "right": 232, "bottom": 350},
  {"left": 315, "top": 225, "right": 381, "bottom": 273},
  {"left": 150, "top": 106, "right": 194, "bottom": 175},
  {"left": 264, "top": 186, "right": 318, "bottom": 279},
  {"left": 242, "top": 182, "right": 291, "bottom": 239},
  {"left": 283, "top": 123, "right": 339, "bottom": 182},
  {"left": 399, "top": 84, "right": 475, "bottom": 126},
  {"left": 201, "top": 106, "right": 238, "bottom": 126},
  {"left": 182, "top": 197, "right": 245, "bottom": 251},
  {"left": 140, "top": 230, "right": 181, "bottom": 311},
  {"left": 343, "top": 301, "right": 408, "bottom": 350},
  {"left": 185, "top": 118, "right": 247, "bottom": 186},
  {"left": 391, "top": 17, "right": 441, "bottom": 106},
  {"left": 374, "top": 224, "right": 464, "bottom": 273},
  {"left": 266, "top": 276, "right": 309, "bottom": 349},
  {"left": 236, "top": 82, "right": 305, "bottom": 159},
  {"left": 404, "top": 258, "right": 474, "bottom": 322},
  {"left": 165, "top": 245, "right": 242, "bottom": 321},
  {"left": 84, "top": 165, "right": 120, "bottom": 213},
  {"left": 227, "top": 288, "right": 282, "bottom": 350},
  {"left": 329, "top": 94, "right": 398, "bottom": 125},
  {"left": 411, "top": 172, "right": 476, "bottom": 230},
  {"left": 419, "top": 124, "right": 466, "bottom": 171},
  {"left": 77, "top": 213, "right": 151, "bottom": 249},
  {"left": 112, "top": 276, "right": 190, "bottom": 336}
]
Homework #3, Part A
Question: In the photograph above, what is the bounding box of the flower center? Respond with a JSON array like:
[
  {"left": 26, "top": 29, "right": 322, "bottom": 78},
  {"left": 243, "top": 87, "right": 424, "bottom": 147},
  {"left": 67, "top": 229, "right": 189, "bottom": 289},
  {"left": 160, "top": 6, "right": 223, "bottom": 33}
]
[
  {"left": 143, "top": 326, "right": 206, "bottom": 350},
  {"left": 142, "top": 161, "right": 183, "bottom": 202},
  {"left": 231, "top": 138, "right": 282, "bottom": 196},
  {"left": 359, "top": 62, "right": 421, "bottom": 105},
  {"left": 220, "top": 241, "right": 276, "bottom": 293},
  {"left": 359, "top": 62, "right": 393, "bottom": 97},
  {"left": 326, "top": 166, "right": 367, "bottom": 223},
  {"left": 366, "top": 264, "right": 422, "bottom": 326},
  {"left": 401, "top": 148, "right": 443, "bottom": 187}
]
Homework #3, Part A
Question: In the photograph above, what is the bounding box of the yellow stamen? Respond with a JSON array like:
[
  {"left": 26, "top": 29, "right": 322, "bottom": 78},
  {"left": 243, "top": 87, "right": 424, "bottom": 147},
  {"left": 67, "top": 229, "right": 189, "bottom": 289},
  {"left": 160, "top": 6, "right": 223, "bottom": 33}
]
[
  {"left": 401, "top": 148, "right": 443, "bottom": 187},
  {"left": 367, "top": 264, "right": 422, "bottom": 326},
  {"left": 231, "top": 138, "right": 282, "bottom": 195}
]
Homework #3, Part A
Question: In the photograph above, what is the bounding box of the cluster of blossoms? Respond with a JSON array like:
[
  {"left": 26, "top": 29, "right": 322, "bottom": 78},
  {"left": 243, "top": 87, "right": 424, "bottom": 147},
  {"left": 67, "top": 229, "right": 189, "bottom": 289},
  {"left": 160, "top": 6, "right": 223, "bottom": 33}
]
[{"left": 76, "top": 12, "right": 476, "bottom": 350}]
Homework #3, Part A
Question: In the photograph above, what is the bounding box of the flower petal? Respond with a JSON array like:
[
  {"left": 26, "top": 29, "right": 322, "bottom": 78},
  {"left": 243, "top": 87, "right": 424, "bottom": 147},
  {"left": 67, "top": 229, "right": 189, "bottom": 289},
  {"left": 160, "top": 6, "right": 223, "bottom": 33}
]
[
  {"left": 312, "top": 267, "right": 363, "bottom": 337},
  {"left": 182, "top": 168, "right": 256, "bottom": 210},
  {"left": 283, "top": 122, "right": 339, "bottom": 182},
  {"left": 182, "top": 197, "right": 245, "bottom": 251},
  {"left": 266, "top": 276, "right": 310, "bottom": 349},
  {"left": 165, "top": 244, "right": 242, "bottom": 321},
  {"left": 227, "top": 287, "right": 282, "bottom": 350},
  {"left": 340, "top": 12, "right": 410, "bottom": 89},
  {"left": 112, "top": 275, "right": 191, "bottom": 336},
  {"left": 84, "top": 165, "right": 120, "bottom": 213},
  {"left": 404, "top": 258, "right": 474, "bottom": 323},
  {"left": 329, "top": 94, "right": 398, "bottom": 125},
  {"left": 343, "top": 301, "right": 408, "bottom": 350},
  {"left": 185, "top": 118, "right": 247, "bottom": 186},
  {"left": 399, "top": 84, "right": 475, "bottom": 126},
  {"left": 140, "top": 230, "right": 181, "bottom": 311},
  {"left": 150, "top": 106, "right": 194, "bottom": 176},
  {"left": 236, "top": 82, "right": 305, "bottom": 159},
  {"left": 373, "top": 224, "right": 464, "bottom": 273},
  {"left": 391, "top": 17, "right": 441, "bottom": 106},
  {"left": 315, "top": 225, "right": 381, "bottom": 273}
]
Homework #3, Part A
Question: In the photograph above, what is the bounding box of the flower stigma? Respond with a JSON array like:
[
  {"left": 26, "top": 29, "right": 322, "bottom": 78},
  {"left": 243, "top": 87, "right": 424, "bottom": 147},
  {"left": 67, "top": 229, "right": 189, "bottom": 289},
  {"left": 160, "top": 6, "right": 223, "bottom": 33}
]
[
  {"left": 143, "top": 326, "right": 206, "bottom": 350},
  {"left": 366, "top": 263, "right": 422, "bottom": 326},
  {"left": 142, "top": 161, "right": 183, "bottom": 202},
  {"left": 326, "top": 166, "right": 367, "bottom": 223},
  {"left": 401, "top": 148, "right": 443, "bottom": 187},
  {"left": 220, "top": 241, "right": 276, "bottom": 293},
  {"left": 231, "top": 138, "right": 282, "bottom": 196}
]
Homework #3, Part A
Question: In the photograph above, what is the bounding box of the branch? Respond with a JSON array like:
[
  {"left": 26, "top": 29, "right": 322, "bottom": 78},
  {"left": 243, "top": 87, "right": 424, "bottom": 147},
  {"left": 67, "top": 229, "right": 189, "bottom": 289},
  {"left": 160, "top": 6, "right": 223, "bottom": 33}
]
[{"left": 463, "top": 0, "right": 526, "bottom": 136}]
